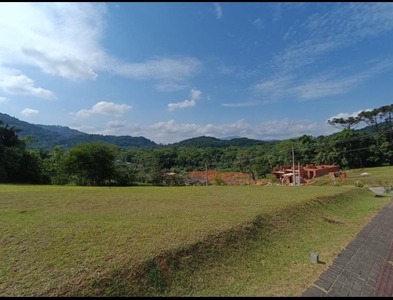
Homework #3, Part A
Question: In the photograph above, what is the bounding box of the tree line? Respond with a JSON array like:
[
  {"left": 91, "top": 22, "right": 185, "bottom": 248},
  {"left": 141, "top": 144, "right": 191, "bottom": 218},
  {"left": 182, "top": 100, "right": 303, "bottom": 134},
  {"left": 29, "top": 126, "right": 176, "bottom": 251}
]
[{"left": 0, "top": 104, "right": 392, "bottom": 186}]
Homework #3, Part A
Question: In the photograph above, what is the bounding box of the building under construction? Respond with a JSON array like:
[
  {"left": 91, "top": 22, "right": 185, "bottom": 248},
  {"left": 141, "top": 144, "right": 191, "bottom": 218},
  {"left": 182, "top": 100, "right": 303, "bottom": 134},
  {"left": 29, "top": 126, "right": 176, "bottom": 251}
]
[{"left": 272, "top": 164, "right": 341, "bottom": 185}]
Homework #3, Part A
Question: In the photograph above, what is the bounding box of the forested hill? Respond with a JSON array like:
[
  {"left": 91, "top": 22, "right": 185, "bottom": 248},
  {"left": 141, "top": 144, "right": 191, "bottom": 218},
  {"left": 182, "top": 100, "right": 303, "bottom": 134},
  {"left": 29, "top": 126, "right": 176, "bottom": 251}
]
[
  {"left": 0, "top": 111, "right": 385, "bottom": 151},
  {"left": 0, "top": 112, "right": 65, "bottom": 148},
  {"left": 0, "top": 112, "right": 157, "bottom": 150},
  {"left": 168, "top": 136, "right": 274, "bottom": 147},
  {"left": 36, "top": 124, "right": 87, "bottom": 137},
  {"left": 2, "top": 111, "right": 383, "bottom": 151},
  {"left": 54, "top": 134, "right": 157, "bottom": 150},
  {"left": 0, "top": 113, "right": 278, "bottom": 150}
]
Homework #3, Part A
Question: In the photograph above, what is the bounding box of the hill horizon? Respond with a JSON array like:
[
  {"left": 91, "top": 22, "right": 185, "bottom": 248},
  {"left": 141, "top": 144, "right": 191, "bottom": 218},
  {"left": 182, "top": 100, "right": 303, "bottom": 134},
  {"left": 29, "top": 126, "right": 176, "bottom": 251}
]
[{"left": 0, "top": 112, "right": 282, "bottom": 150}]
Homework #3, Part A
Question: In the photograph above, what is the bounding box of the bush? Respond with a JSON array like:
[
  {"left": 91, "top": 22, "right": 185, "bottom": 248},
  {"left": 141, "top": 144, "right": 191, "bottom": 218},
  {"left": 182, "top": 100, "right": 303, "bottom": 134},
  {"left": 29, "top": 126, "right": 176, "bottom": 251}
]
[
  {"left": 213, "top": 175, "right": 226, "bottom": 186},
  {"left": 264, "top": 174, "right": 280, "bottom": 184},
  {"left": 163, "top": 174, "right": 186, "bottom": 186},
  {"left": 354, "top": 180, "right": 364, "bottom": 188}
]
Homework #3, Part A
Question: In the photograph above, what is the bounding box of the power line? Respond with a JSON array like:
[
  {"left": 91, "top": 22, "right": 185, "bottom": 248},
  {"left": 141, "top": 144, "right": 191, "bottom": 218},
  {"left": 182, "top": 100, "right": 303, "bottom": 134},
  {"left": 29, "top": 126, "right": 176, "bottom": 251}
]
[
  {"left": 260, "top": 128, "right": 393, "bottom": 157},
  {"left": 122, "top": 127, "right": 393, "bottom": 169}
]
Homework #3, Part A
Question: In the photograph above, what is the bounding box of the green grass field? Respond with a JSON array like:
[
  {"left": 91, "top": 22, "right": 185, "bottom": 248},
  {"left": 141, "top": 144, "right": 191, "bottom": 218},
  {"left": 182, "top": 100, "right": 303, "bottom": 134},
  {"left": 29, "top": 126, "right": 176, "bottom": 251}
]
[
  {"left": 1, "top": 166, "right": 392, "bottom": 296},
  {"left": 309, "top": 165, "right": 393, "bottom": 187}
]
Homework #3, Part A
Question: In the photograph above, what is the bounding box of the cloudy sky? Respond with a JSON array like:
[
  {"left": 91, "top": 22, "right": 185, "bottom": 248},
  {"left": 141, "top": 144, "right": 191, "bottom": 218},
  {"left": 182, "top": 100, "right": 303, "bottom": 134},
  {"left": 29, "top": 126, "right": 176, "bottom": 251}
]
[{"left": 0, "top": 2, "right": 392, "bottom": 144}]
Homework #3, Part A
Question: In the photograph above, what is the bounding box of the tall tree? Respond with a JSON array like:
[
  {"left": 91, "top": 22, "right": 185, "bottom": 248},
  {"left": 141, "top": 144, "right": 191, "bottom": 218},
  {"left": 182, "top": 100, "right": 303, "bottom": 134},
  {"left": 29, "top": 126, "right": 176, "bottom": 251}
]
[
  {"left": 327, "top": 116, "right": 360, "bottom": 130},
  {"left": 358, "top": 109, "right": 382, "bottom": 147},
  {"left": 63, "top": 142, "right": 116, "bottom": 186},
  {"left": 379, "top": 104, "right": 393, "bottom": 143},
  {"left": 0, "top": 123, "right": 22, "bottom": 147},
  {"left": 0, "top": 120, "right": 47, "bottom": 183},
  {"left": 296, "top": 134, "right": 316, "bottom": 165}
]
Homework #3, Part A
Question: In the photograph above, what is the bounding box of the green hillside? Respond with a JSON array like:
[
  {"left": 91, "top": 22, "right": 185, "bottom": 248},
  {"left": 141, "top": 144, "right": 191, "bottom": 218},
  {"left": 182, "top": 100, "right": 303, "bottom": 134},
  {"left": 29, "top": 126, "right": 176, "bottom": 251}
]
[
  {"left": 0, "top": 113, "right": 276, "bottom": 150},
  {"left": 0, "top": 112, "right": 157, "bottom": 150},
  {"left": 169, "top": 135, "right": 271, "bottom": 148}
]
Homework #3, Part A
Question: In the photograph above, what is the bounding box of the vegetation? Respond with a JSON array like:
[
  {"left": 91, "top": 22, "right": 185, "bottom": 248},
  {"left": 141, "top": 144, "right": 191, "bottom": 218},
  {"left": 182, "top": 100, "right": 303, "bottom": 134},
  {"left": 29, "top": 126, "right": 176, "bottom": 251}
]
[
  {"left": 1, "top": 103, "right": 393, "bottom": 186},
  {"left": 0, "top": 112, "right": 157, "bottom": 151},
  {"left": 165, "top": 189, "right": 389, "bottom": 296},
  {"left": 169, "top": 136, "right": 269, "bottom": 148},
  {"left": 0, "top": 184, "right": 390, "bottom": 296},
  {"left": 1, "top": 104, "right": 393, "bottom": 296},
  {"left": 309, "top": 166, "right": 393, "bottom": 188},
  {"left": 0, "top": 112, "right": 66, "bottom": 150},
  {"left": 0, "top": 120, "right": 44, "bottom": 183}
]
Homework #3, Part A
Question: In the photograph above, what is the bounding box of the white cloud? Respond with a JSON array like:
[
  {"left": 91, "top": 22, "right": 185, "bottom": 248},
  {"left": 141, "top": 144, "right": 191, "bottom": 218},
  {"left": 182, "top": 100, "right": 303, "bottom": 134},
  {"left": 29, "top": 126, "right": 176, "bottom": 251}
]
[
  {"left": 270, "top": 3, "right": 305, "bottom": 23},
  {"left": 271, "top": 3, "right": 283, "bottom": 22},
  {"left": 20, "top": 108, "right": 39, "bottom": 116},
  {"left": 21, "top": 47, "right": 97, "bottom": 81},
  {"left": 214, "top": 3, "right": 223, "bottom": 19},
  {"left": 0, "top": 3, "right": 107, "bottom": 81},
  {"left": 217, "top": 65, "right": 236, "bottom": 75},
  {"left": 75, "top": 101, "right": 132, "bottom": 118},
  {"left": 252, "top": 57, "right": 393, "bottom": 102},
  {"left": 0, "top": 96, "right": 8, "bottom": 103},
  {"left": 328, "top": 109, "right": 372, "bottom": 121},
  {"left": 168, "top": 88, "right": 202, "bottom": 111},
  {"left": 274, "top": 3, "right": 393, "bottom": 73},
  {"left": 221, "top": 99, "right": 276, "bottom": 107},
  {"left": 69, "top": 124, "right": 97, "bottom": 133},
  {"left": 0, "top": 73, "right": 56, "bottom": 100},
  {"left": 0, "top": 3, "right": 202, "bottom": 88},
  {"left": 253, "top": 3, "right": 393, "bottom": 102},
  {"left": 299, "top": 58, "right": 393, "bottom": 100},
  {"left": 155, "top": 82, "right": 189, "bottom": 92},
  {"left": 217, "top": 64, "right": 261, "bottom": 79},
  {"left": 112, "top": 57, "right": 202, "bottom": 82},
  {"left": 80, "top": 118, "right": 337, "bottom": 144},
  {"left": 168, "top": 99, "right": 196, "bottom": 112},
  {"left": 253, "top": 75, "right": 293, "bottom": 99},
  {"left": 282, "top": 26, "right": 297, "bottom": 41},
  {"left": 253, "top": 18, "right": 263, "bottom": 29},
  {"left": 293, "top": 77, "right": 362, "bottom": 100},
  {"left": 190, "top": 88, "right": 202, "bottom": 100}
]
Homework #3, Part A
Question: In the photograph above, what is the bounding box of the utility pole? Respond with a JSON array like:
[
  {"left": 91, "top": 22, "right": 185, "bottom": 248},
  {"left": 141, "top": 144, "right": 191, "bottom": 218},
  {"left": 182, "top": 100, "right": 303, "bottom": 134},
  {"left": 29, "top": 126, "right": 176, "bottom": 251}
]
[
  {"left": 292, "top": 147, "right": 295, "bottom": 186},
  {"left": 205, "top": 162, "right": 208, "bottom": 186}
]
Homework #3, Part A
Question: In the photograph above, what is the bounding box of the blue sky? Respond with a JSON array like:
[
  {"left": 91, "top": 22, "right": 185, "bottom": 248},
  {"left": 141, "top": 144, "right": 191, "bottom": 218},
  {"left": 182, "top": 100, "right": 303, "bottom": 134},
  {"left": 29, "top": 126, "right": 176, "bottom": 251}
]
[{"left": 0, "top": 2, "right": 392, "bottom": 144}]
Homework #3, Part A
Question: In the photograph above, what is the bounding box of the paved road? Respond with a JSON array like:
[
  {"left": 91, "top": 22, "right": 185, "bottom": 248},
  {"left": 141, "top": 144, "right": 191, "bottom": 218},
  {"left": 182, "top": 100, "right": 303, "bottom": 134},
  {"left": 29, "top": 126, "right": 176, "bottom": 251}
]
[{"left": 301, "top": 196, "right": 393, "bottom": 297}]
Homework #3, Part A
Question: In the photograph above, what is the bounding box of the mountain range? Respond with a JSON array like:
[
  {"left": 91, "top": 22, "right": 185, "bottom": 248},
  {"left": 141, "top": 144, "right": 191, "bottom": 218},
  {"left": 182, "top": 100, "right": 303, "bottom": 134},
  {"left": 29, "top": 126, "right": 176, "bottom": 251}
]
[{"left": 0, "top": 112, "right": 276, "bottom": 150}]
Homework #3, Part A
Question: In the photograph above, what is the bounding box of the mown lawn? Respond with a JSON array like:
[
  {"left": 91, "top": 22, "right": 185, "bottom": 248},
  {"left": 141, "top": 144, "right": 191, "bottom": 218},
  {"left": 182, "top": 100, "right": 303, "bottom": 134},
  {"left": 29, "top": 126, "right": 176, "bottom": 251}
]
[{"left": 0, "top": 182, "right": 391, "bottom": 296}]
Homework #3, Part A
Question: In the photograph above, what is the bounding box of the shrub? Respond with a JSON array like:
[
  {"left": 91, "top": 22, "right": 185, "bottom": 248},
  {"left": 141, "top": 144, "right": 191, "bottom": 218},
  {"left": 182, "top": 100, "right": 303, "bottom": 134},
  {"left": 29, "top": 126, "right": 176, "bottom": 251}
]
[
  {"left": 213, "top": 175, "right": 226, "bottom": 186},
  {"left": 265, "top": 174, "right": 280, "bottom": 184},
  {"left": 354, "top": 180, "right": 364, "bottom": 188}
]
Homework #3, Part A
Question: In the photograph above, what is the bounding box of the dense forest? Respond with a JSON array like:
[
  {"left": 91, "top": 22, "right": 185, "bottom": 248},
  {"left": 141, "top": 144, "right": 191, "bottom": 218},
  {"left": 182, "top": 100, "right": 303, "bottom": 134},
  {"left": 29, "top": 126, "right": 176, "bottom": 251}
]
[
  {"left": 0, "top": 104, "right": 392, "bottom": 186},
  {"left": 0, "top": 112, "right": 157, "bottom": 150}
]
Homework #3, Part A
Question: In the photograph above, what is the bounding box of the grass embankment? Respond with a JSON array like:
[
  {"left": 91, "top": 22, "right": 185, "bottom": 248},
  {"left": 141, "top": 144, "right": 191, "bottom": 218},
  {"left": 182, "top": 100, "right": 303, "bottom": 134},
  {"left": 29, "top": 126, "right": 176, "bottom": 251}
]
[
  {"left": 0, "top": 184, "right": 391, "bottom": 296},
  {"left": 309, "top": 165, "right": 393, "bottom": 187}
]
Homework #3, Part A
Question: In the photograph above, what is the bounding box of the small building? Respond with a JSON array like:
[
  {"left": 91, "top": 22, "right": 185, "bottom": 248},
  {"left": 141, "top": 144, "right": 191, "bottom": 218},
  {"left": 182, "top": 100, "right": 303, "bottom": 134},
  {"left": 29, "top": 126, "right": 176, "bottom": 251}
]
[{"left": 272, "top": 164, "right": 340, "bottom": 184}]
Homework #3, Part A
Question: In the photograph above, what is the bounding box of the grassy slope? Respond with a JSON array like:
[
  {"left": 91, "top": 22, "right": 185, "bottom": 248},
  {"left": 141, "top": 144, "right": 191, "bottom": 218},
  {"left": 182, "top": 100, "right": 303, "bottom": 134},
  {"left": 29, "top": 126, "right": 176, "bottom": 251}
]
[
  {"left": 309, "top": 165, "right": 393, "bottom": 187},
  {"left": 0, "top": 182, "right": 391, "bottom": 296},
  {"left": 167, "top": 188, "right": 389, "bottom": 296}
]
